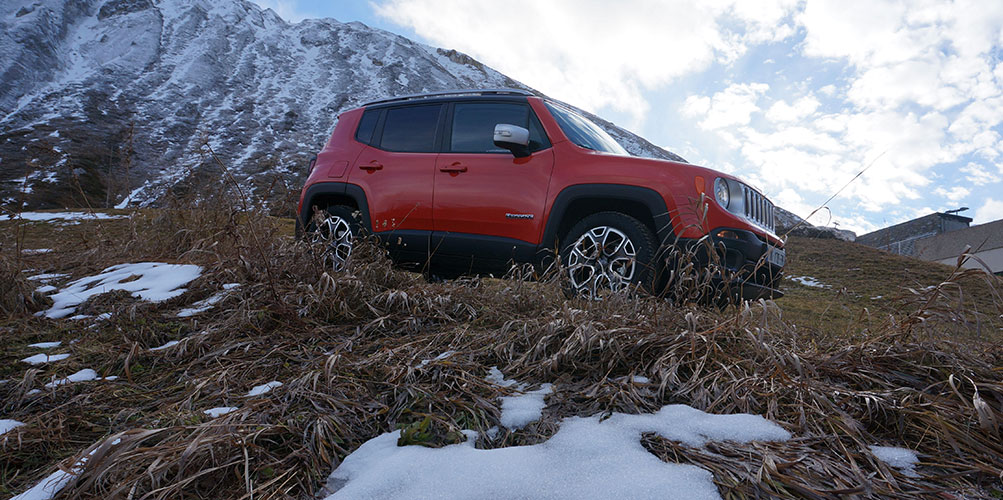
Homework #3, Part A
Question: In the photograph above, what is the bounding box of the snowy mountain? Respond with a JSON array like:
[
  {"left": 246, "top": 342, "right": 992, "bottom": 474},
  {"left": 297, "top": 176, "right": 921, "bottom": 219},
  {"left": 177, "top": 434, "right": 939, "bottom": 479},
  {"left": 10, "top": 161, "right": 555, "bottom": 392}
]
[{"left": 0, "top": 0, "right": 684, "bottom": 210}]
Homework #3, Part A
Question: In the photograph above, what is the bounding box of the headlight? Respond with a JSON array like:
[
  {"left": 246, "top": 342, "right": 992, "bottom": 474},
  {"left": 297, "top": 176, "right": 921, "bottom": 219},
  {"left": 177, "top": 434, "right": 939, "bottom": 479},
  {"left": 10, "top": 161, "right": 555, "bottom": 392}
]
[{"left": 714, "top": 178, "right": 730, "bottom": 209}]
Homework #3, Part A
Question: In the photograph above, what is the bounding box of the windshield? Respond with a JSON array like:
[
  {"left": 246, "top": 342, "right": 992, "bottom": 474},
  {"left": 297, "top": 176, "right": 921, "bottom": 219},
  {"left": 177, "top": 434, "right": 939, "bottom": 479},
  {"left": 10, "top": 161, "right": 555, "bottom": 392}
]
[{"left": 544, "top": 102, "right": 629, "bottom": 155}]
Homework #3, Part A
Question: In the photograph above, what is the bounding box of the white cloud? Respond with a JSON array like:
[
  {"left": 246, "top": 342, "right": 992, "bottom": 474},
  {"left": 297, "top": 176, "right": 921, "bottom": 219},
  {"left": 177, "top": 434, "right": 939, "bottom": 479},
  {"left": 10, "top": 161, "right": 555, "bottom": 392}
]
[
  {"left": 974, "top": 198, "right": 1003, "bottom": 224},
  {"left": 373, "top": 0, "right": 798, "bottom": 123},
  {"left": 683, "top": 82, "right": 768, "bottom": 129},
  {"left": 765, "top": 95, "right": 820, "bottom": 123},
  {"left": 961, "top": 162, "right": 1002, "bottom": 184},
  {"left": 934, "top": 186, "right": 970, "bottom": 203}
]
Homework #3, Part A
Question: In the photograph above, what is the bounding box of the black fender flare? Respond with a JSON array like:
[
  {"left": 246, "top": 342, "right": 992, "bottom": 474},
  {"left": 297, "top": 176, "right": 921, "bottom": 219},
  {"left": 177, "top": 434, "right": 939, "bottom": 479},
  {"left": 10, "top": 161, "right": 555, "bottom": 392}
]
[
  {"left": 537, "top": 183, "right": 675, "bottom": 255},
  {"left": 298, "top": 182, "right": 372, "bottom": 234}
]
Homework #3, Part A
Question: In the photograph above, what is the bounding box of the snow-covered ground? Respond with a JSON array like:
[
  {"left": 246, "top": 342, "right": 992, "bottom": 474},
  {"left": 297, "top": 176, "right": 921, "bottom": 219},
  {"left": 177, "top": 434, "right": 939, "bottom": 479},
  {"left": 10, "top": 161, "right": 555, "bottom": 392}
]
[
  {"left": 787, "top": 275, "right": 831, "bottom": 289},
  {"left": 9, "top": 437, "right": 123, "bottom": 500},
  {"left": 42, "top": 262, "right": 202, "bottom": 319},
  {"left": 27, "top": 341, "right": 61, "bottom": 349},
  {"left": 246, "top": 381, "right": 283, "bottom": 397},
  {"left": 177, "top": 283, "right": 239, "bottom": 317},
  {"left": 0, "top": 419, "right": 24, "bottom": 435},
  {"left": 486, "top": 367, "right": 552, "bottom": 430},
  {"left": 21, "top": 353, "right": 70, "bottom": 365},
  {"left": 43, "top": 369, "right": 117, "bottom": 389},
  {"left": 870, "top": 445, "right": 920, "bottom": 477},
  {"left": 204, "top": 407, "right": 238, "bottom": 418},
  {"left": 0, "top": 212, "right": 127, "bottom": 222},
  {"left": 322, "top": 403, "right": 791, "bottom": 499}
]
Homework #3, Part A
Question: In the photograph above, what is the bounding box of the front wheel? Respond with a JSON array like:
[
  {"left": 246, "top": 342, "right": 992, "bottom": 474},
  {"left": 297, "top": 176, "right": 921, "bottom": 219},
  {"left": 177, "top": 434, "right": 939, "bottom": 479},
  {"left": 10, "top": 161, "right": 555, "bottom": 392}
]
[
  {"left": 309, "top": 205, "right": 360, "bottom": 271},
  {"left": 560, "top": 211, "right": 657, "bottom": 299}
]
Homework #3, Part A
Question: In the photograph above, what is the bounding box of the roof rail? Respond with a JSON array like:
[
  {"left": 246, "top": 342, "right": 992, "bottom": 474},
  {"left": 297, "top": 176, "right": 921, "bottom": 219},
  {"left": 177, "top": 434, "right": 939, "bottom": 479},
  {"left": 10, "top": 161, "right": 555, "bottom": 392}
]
[{"left": 363, "top": 88, "right": 534, "bottom": 106}]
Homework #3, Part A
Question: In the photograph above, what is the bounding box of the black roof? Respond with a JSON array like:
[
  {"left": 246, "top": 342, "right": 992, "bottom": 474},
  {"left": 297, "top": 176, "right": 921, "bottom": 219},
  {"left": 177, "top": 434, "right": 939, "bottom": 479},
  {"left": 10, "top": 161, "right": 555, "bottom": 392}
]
[{"left": 362, "top": 88, "right": 533, "bottom": 107}]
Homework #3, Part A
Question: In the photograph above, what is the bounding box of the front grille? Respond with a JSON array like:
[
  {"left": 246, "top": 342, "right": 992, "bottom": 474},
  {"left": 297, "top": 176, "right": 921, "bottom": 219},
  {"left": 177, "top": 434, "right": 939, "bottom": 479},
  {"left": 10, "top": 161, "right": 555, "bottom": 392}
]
[{"left": 741, "top": 185, "right": 775, "bottom": 232}]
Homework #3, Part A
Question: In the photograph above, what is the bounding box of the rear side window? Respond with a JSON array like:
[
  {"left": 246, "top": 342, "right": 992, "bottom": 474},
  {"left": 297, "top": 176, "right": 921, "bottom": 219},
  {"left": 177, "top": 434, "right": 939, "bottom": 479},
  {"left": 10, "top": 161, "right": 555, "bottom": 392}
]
[
  {"left": 355, "top": 109, "right": 379, "bottom": 145},
  {"left": 450, "top": 102, "right": 550, "bottom": 153},
  {"left": 379, "top": 105, "right": 441, "bottom": 152}
]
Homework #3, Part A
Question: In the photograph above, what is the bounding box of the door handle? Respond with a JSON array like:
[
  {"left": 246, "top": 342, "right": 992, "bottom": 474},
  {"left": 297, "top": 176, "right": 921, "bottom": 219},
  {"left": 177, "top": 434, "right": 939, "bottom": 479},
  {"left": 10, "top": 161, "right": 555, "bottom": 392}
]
[
  {"left": 439, "top": 163, "right": 468, "bottom": 173},
  {"left": 360, "top": 162, "right": 383, "bottom": 171}
]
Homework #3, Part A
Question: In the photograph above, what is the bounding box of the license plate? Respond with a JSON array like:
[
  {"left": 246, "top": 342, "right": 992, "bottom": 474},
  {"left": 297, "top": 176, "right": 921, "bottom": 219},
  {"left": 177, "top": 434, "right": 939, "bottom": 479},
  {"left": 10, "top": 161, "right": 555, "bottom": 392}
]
[{"left": 767, "top": 247, "right": 786, "bottom": 267}]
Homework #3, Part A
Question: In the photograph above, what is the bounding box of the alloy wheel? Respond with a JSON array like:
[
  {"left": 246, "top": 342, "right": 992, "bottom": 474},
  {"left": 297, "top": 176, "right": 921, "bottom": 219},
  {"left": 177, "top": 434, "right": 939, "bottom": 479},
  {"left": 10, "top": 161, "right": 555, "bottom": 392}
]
[
  {"left": 313, "top": 214, "right": 353, "bottom": 271},
  {"left": 566, "top": 225, "right": 637, "bottom": 299}
]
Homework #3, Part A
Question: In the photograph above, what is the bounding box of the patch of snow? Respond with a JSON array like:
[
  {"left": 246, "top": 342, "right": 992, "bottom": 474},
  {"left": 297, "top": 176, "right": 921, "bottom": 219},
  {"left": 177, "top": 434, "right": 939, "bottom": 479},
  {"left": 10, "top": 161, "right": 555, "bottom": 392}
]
[
  {"left": 870, "top": 295, "right": 883, "bottom": 300},
  {"left": 419, "top": 350, "right": 456, "bottom": 367},
  {"left": 246, "top": 381, "right": 283, "bottom": 397},
  {"left": 177, "top": 283, "right": 239, "bottom": 317},
  {"left": 323, "top": 404, "right": 790, "bottom": 500},
  {"left": 10, "top": 437, "right": 122, "bottom": 500},
  {"left": 485, "top": 367, "right": 552, "bottom": 430},
  {"left": 632, "top": 375, "right": 650, "bottom": 384},
  {"left": 1, "top": 419, "right": 25, "bottom": 435},
  {"left": 485, "top": 366, "right": 518, "bottom": 388},
  {"left": 787, "top": 275, "right": 831, "bottom": 289},
  {"left": 35, "top": 285, "right": 57, "bottom": 294},
  {"left": 204, "top": 407, "right": 239, "bottom": 418},
  {"left": 22, "top": 353, "right": 70, "bottom": 365},
  {"left": 27, "top": 273, "right": 69, "bottom": 282},
  {"left": 43, "top": 262, "right": 203, "bottom": 319},
  {"left": 0, "top": 212, "right": 127, "bottom": 222},
  {"left": 23, "top": 248, "right": 53, "bottom": 254},
  {"left": 150, "top": 340, "right": 179, "bottom": 351},
  {"left": 66, "top": 314, "right": 92, "bottom": 321},
  {"left": 115, "top": 183, "right": 150, "bottom": 209},
  {"left": 43, "top": 369, "right": 117, "bottom": 388},
  {"left": 870, "top": 445, "right": 920, "bottom": 477},
  {"left": 28, "top": 341, "right": 62, "bottom": 349},
  {"left": 499, "top": 384, "right": 552, "bottom": 430}
]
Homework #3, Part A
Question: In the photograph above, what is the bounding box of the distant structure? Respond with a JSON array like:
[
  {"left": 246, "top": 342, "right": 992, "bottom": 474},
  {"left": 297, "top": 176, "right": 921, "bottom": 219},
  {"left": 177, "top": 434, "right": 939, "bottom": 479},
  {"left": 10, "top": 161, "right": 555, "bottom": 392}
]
[{"left": 857, "top": 210, "right": 1003, "bottom": 275}]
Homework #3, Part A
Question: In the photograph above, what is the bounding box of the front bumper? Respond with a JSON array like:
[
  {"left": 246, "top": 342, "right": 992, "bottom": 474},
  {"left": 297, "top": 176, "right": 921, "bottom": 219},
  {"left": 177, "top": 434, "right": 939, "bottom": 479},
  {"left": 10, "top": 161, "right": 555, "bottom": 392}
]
[{"left": 671, "top": 227, "right": 785, "bottom": 300}]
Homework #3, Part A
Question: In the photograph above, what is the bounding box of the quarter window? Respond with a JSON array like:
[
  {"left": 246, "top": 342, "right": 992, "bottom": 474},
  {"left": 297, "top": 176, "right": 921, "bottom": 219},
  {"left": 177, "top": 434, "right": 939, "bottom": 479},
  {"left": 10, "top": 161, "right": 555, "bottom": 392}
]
[
  {"left": 355, "top": 109, "right": 380, "bottom": 145},
  {"left": 379, "top": 105, "right": 441, "bottom": 152}
]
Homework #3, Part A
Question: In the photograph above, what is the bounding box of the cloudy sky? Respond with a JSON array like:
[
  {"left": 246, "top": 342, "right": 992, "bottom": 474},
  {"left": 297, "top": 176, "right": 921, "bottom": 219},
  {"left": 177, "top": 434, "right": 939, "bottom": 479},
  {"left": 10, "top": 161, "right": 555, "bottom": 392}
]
[{"left": 253, "top": 0, "right": 1003, "bottom": 234}]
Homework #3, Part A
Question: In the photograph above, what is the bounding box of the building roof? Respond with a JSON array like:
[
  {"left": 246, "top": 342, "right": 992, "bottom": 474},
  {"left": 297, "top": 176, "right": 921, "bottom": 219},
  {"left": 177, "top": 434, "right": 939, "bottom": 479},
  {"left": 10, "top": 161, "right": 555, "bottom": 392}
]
[
  {"left": 856, "top": 212, "right": 972, "bottom": 248},
  {"left": 915, "top": 218, "right": 1003, "bottom": 261}
]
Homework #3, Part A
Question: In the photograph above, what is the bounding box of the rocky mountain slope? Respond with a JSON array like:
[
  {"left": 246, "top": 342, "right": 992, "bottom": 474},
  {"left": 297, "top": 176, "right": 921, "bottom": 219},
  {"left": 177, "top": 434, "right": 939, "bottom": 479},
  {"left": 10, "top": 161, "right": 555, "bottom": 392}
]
[{"left": 0, "top": 0, "right": 683, "bottom": 210}]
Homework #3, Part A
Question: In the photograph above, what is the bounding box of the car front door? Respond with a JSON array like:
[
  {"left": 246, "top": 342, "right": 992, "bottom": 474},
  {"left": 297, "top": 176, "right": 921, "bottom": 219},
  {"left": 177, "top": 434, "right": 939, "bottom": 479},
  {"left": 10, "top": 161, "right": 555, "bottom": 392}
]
[{"left": 431, "top": 101, "right": 555, "bottom": 272}]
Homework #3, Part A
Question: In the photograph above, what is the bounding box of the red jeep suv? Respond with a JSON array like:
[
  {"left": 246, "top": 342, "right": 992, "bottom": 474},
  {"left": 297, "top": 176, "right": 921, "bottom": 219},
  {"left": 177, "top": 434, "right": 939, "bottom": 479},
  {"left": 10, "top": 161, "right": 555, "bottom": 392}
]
[{"left": 297, "top": 89, "right": 785, "bottom": 299}]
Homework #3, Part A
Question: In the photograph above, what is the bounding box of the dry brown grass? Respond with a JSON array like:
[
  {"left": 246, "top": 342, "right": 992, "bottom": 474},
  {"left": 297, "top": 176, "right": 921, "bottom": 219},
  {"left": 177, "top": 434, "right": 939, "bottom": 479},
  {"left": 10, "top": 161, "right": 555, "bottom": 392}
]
[{"left": 1, "top": 194, "right": 1001, "bottom": 499}]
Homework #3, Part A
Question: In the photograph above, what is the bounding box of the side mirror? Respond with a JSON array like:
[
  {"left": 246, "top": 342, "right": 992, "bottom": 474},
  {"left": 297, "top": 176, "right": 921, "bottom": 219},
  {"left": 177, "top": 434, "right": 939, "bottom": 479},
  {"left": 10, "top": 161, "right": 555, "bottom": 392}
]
[{"left": 493, "top": 124, "right": 531, "bottom": 158}]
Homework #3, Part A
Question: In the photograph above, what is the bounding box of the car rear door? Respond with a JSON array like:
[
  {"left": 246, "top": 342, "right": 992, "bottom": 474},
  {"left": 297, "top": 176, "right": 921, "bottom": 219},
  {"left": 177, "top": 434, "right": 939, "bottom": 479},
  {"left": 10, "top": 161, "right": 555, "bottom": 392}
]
[{"left": 349, "top": 103, "right": 444, "bottom": 265}]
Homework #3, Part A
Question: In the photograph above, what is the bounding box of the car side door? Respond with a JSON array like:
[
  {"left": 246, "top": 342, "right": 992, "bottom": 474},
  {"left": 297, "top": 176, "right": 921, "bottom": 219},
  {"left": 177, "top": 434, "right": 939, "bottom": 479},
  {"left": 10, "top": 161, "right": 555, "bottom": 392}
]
[
  {"left": 349, "top": 103, "right": 444, "bottom": 265},
  {"left": 431, "top": 100, "right": 555, "bottom": 271}
]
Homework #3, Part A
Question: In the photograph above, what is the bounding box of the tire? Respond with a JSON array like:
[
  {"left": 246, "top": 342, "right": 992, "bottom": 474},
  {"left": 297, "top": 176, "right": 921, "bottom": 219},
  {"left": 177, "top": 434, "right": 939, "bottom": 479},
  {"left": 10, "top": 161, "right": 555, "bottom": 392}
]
[
  {"left": 560, "top": 211, "right": 657, "bottom": 299},
  {"left": 308, "top": 205, "right": 361, "bottom": 271}
]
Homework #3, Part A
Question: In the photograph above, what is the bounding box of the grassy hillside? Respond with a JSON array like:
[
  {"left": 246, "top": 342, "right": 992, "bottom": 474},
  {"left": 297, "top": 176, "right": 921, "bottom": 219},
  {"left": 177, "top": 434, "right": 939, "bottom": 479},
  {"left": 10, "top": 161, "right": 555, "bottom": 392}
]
[{"left": 1, "top": 205, "right": 1001, "bottom": 499}]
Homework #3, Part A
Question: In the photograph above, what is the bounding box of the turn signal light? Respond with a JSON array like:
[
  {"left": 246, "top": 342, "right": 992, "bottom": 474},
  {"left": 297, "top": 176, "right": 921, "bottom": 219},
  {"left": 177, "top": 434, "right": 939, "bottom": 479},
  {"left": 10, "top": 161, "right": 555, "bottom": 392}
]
[{"left": 715, "top": 229, "right": 741, "bottom": 240}]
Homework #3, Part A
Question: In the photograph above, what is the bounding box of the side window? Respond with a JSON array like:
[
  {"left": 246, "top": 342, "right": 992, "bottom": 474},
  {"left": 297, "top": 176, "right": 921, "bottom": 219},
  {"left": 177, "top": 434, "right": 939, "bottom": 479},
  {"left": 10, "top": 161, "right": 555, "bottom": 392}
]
[
  {"left": 379, "top": 105, "right": 441, "bottom": 152},
  {"left": 355, "top": 109, "right": 380, "bottom": 145},
  {"left": 450, "top": 103, "right": 551, "bottom": 153}
]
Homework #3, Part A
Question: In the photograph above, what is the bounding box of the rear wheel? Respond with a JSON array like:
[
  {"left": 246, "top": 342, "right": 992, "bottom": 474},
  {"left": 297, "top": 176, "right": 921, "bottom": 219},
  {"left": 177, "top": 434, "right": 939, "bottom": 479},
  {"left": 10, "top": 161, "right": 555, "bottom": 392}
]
[
  {"left": 560, "top": 211, "right": 657, "bottom": 299},
  {"left": 309, "top": 205, "right": 360, "bottom": 271}
]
